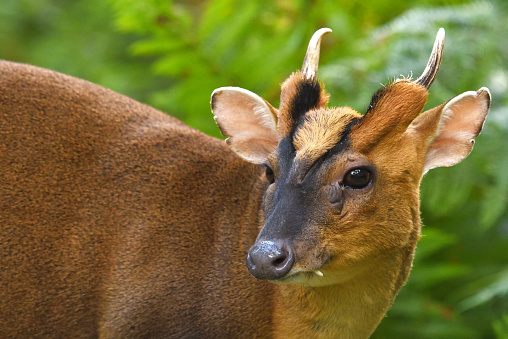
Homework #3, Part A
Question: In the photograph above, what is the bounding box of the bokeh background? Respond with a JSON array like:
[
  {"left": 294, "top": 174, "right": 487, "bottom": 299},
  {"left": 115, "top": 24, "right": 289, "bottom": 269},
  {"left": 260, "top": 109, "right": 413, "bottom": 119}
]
[{"left": 1, "top": 0, "right": 507, "bottom": 337}]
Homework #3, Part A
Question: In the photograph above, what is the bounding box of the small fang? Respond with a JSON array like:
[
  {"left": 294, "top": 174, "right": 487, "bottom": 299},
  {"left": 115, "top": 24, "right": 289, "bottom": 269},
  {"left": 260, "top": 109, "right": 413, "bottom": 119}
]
[{"left": 315, "top": 270, "right": 324, "bottom": 277}]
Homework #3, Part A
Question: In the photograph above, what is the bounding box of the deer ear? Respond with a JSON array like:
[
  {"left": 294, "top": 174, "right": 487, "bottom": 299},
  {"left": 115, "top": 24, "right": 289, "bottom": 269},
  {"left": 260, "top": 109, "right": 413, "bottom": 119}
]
[
  {"left": 409, "top": 87, "right": 491, "bottom": 174},
  {"left": 211, "top": 87, "right": 279, "bottom": 164}
]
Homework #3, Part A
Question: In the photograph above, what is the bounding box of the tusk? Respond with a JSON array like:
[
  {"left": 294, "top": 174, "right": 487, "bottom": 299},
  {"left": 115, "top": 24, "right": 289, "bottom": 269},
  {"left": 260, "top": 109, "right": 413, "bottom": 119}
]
[
  {"left": 414, "top": 28, "right": 445, "bottom": 89},
  {"left": 302, "top": 28, "right": 332, "bottom": 82},
  {"left": 315, "top": 270, "right": 324, "bottom": 277}
]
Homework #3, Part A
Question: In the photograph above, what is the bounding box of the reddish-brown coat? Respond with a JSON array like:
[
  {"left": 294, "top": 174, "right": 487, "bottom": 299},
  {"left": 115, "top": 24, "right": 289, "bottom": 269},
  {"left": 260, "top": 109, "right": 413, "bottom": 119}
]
[{"left": 0, "top": 61, "right": 274, "bottom": 337}]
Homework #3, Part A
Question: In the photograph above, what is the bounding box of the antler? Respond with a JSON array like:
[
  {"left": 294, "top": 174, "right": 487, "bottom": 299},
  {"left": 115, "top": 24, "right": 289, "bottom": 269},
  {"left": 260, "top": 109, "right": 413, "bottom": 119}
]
[
  {"left": 414, "top": 28, "right": 445, "bottom": 89},
  {"left": 302, "top": 28, "right": 332, "bottom": 82}
]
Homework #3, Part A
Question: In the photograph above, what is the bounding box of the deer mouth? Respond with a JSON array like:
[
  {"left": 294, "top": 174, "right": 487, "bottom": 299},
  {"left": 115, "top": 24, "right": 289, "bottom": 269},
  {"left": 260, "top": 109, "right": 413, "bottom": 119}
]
[
  {"left": 269, "top": 268, "right": 327, "bottom": 286},
  {"left": 269, "top": 254, "right": 333, "bottom": 285}
]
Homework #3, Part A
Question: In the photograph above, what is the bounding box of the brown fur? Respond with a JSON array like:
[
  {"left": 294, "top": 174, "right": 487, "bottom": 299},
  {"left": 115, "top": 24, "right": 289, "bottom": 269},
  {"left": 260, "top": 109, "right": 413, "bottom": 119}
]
[
  {"left": 293, "top": 107, "right": 361, "bottom": 162},
  {"left": 0, "top": 61, "right": 273, "bottom": 337},
  {"left": 352, "top": 80, "right": 428, "bottom": 151}
]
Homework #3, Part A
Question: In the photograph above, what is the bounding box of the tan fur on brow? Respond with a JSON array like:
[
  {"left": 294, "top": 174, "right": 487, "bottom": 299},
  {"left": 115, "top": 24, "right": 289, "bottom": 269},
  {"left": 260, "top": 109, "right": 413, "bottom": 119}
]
[
  {"left": 293, "top": 107, "right": 361, "bottom": 162},
  {"left": 278, "top": 71, "right": 330, "bottom": 138}
]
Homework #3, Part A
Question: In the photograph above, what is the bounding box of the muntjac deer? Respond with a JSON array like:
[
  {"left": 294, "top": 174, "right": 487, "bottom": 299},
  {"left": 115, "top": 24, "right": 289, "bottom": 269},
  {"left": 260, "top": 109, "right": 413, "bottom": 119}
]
[{"left": 0, "top": 28, "right": 490, "bottom": 338}]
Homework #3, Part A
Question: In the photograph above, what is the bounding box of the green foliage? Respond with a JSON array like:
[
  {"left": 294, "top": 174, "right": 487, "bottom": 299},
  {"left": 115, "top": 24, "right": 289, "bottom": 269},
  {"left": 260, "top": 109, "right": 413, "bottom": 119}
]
[
  {"left": 2, "top": 0, "right": 507, "bottom": 336},
  {"left": 0, "top": 0, "right": 162, "bottom": 105},
  {"left": 493, "top": 314, "right": 508, "bottom": 339}
]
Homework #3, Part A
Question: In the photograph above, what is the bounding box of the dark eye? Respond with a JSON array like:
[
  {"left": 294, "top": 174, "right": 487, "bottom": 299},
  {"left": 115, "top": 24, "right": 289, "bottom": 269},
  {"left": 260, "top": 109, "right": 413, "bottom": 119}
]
[
  {"left": 265, "top": 166, "right": 275, "bottom": 184},
  {"left": 343, "top": 168, "right": 371, "bottom": 189}
]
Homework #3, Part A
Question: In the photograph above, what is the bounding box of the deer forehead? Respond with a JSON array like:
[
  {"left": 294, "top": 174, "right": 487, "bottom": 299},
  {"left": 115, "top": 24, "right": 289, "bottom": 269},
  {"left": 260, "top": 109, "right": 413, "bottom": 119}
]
[
  {"left": 277, "top": 82, "right": 427, "bottom": 177},
  {"left": 292, "top": 107, "right": 361, "bottom": 163}
]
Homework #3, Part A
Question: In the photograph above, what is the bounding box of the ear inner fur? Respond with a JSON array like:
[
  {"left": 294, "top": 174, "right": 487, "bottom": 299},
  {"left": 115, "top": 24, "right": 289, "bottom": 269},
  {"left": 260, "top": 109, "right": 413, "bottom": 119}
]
[
  {"left": 211, "top": 87, "right": 279, "bottom": 164},
  {"left": 422, "top": 88, "right": 491, "bottom": 173}
]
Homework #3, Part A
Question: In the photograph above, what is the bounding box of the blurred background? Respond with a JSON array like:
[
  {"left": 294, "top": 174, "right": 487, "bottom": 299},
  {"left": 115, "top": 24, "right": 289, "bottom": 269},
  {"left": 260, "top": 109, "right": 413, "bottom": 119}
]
[{"left": 1, "top": 0, "right": 507, "bottom": 337}]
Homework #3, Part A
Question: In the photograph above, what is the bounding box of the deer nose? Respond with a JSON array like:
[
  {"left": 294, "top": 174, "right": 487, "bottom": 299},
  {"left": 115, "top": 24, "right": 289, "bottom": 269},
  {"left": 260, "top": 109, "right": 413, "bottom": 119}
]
[{"left": 246, "top": 240, "right": 295, "bottom": 280}]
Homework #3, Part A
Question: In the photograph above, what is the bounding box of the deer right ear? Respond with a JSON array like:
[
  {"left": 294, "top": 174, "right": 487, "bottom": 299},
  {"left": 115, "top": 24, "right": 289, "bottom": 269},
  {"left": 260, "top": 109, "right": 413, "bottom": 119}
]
[
  {"left": 211, "top": 87, "right": 279, "bottom": 164},
  {"left": 408, "top": 87, "right": 491, "bottom": 174}
]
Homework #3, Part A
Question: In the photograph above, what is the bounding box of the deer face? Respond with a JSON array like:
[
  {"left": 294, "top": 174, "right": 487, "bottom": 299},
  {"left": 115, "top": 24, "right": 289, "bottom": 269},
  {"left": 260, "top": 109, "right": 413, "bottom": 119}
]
[{"left": 211, "top": 29, "right": 490, "bottom": 286}]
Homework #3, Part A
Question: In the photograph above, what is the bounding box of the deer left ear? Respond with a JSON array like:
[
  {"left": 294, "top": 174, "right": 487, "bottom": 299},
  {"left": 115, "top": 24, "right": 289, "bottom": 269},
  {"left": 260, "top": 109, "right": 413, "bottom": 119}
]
[
  {"left": 408, "top": 87, "right": 491, "bottom": 174},
  {"left": 211, "top": 87, "right": 279, "bottom": 164}
]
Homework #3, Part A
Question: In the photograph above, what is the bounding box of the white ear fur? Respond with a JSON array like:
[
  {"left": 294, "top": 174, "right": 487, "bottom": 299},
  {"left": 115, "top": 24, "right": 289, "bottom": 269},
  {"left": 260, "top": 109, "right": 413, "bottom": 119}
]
[
  {"left": 211, "top": 87, "right": 278, "bottom": 164},
  {"left": 423, "top": 87, "right": 491, "bottom": 174}
]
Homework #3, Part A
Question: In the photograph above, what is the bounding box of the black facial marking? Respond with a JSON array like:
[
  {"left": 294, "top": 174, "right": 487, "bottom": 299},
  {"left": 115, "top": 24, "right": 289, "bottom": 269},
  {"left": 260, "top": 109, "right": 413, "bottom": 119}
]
[
  {"left": 277, "top": 136, "right": 296, "bottom": 171},
  {"left": 259, "top": 168, "right": 321, "bottom": 241},
  {"left": 261, "top": 116, "right": 361, "bottom": 242},
  {"left": 295, "top": 116, "right": 362, "bottom": 182},
  {"left": 326, "top": 116, "right": 361, "bottom": 158},
  {"left": 290, "top": 80, "right": 322, "bottom": 133},
  {"left": 276, "top": 115, "right": 362, "bottom": 186},
  {"left": 365, "top": 86, "right": 389, "bottom": 114}
]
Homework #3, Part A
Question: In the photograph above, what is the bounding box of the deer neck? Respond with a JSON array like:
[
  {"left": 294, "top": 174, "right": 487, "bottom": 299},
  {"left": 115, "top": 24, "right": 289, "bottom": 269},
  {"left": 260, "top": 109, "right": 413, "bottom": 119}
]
[{"left": 272, "top": 248, "right": 417, "bottom": 339}]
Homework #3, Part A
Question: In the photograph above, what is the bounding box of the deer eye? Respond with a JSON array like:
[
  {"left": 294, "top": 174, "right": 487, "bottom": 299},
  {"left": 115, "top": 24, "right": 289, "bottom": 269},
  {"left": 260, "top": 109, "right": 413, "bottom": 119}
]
[
  {"left": 265, "top": 166, "right": 275, "bottom": 184},
  {"left": 343, "top": 168, "right": 371, "bottom": 189}
]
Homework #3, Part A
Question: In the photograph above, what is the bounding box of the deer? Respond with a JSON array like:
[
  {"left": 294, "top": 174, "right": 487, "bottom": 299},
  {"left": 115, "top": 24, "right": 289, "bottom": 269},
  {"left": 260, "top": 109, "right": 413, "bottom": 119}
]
[{"left": 0, "top": 28, "right": 490, "bottom": 338}]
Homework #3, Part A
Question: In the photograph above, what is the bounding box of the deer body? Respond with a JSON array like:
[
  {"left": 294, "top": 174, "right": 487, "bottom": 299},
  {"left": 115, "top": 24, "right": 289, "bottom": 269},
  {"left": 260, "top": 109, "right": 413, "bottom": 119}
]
[
  {"left": 0, "top": 29, "right": 490, "bottom": 338},
  {"left": 0, "top": 61, "right": 274, "bottom": 337}
]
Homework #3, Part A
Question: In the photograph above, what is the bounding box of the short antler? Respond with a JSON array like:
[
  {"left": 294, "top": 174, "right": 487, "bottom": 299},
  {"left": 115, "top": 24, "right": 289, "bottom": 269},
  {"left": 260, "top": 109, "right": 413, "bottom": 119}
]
[
  {"left": 414, "top": 28, "right": 445, "bottom": 88},
  {"left": 301, "top": 28, "right": 332, "bottom": 82}
]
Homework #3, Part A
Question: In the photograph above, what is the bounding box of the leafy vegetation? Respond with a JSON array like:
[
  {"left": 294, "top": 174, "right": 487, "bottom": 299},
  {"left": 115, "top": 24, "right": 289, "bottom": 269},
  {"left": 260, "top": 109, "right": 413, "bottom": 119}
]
[{"left": 1, "top": 0, "right": 507, "bottom": 337}]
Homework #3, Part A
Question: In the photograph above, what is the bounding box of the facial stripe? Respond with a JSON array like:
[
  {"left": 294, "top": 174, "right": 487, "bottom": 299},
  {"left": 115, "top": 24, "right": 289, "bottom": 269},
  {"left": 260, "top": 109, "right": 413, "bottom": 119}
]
[
  {"left": 293, "top": 107, "right": 362, "bottom": 163},
  {"left": 365, "top": 86, "right": 389, "bottom": 114},
  {"left": 278, "top": 72, "right": 329, "bottom": 138}
]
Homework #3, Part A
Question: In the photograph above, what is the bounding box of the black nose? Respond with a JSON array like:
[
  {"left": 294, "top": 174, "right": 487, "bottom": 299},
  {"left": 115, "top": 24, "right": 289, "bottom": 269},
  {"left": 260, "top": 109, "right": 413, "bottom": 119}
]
[{"left": 246, "top": 240, "right": 295, "bottom": 280}]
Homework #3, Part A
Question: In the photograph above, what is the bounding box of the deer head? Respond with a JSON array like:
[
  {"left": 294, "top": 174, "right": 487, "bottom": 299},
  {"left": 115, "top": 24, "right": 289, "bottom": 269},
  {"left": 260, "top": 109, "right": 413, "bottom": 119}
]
[{"left": 211, "top": 28, "right": 490, "bottom": 286}]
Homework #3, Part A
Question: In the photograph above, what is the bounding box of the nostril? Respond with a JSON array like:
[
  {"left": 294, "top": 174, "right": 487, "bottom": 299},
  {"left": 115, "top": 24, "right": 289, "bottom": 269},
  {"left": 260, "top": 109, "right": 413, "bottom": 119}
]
[
  {"left": 272, "top": 256, "right": 285, "bottom": 267},
  {"left": 271, "top": 248, "right": 290, "bottom": 269}
]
